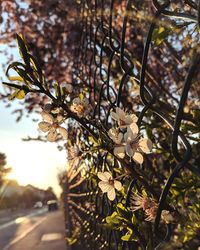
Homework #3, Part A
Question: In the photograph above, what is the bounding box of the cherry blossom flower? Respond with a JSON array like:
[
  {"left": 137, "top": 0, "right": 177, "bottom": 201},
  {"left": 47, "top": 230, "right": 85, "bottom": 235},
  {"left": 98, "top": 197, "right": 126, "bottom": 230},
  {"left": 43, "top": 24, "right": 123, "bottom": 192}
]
[
  {"left": 97, "top": 171, "right": 122, "bottom": 201},
  {"left": 124, "top": 124, "right": 152, "bottom": 164},
  {"left": 38, "top": 111, "right": 68, "bottom": 142},
  {"left": 130, "top": 192, "right": 158, "bottom": 222},
  {"left": 130, "top": 193, "right": 173, "bottom": 223},
  {"left": 130, "top": 192, "right": 153, "bottom": 211},
  {"left": 70, "top": 97, "right": 90, "bottom": 117},
  {"left": 111, "top": 107, "right": 138, "bottom": 128}
]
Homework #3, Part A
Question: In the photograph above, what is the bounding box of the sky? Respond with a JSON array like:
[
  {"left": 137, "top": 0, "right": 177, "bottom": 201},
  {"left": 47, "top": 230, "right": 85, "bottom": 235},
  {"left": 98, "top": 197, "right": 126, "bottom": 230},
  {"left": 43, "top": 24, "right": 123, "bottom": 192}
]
[{"left": 0, "top": 44, "right": 67, "bottom": 197}]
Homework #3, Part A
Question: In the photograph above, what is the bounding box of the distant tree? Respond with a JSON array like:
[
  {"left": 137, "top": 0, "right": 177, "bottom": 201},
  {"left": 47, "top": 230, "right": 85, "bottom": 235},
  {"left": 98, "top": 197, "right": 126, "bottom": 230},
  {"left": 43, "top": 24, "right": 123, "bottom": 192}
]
[{"left": 0, "top": 152, "right": 11, "bottom": 186}]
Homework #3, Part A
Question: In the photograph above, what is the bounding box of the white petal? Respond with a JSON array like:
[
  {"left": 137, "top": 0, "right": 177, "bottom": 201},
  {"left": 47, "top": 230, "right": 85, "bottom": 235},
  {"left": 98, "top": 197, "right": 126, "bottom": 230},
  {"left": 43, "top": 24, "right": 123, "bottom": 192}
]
[
  {"left": 113, "top": 146, "right": 125, "bottom": 159},
  {"left": 124, "top": 116, "right": 133, "bottom": 125},
  {"left": 38, "top": 121, "right": 51, "bottom": 132},
  {"left": 108, "top": 128, "right": 123, "bottom": 144},
  {"left": 117, "top": 133, "right": 123, "bottom": 144},
  {"left": 125, "top": 144, "right": 134, "bottom": 157},
  {"left": 58, "top": 127, "right": 68, "bottom": 139},
  {"left": 41, "top": 111, "right": 54, "bottom": 123},
  {"left": 130, "top": 114, "right": 138, "bottom": 123},
  {"left": 139, "top": 138, "right": 152, "bottom": 153},
  {"left": 110, "top": 111, "right": 119, "bottom": 121},
  {"left": 47, "top": 129, "right": 58, "bottom": 142},
  {"left": 98, "top": 181, "right": 112, "bottom": 193},
  {"left": 104, "top": 171, "right": 113, "bottom": 180},
  {"left": 132, "top": 152, "right": 144, "bottom": 164},
  {"left": 116, "top": 107, "right": 126, "bottom": 120},
  {"left": 107, "top": 188, "right": 116, "bottom": 201},
  {"left": 97, "top": 171, "right": 112, "bottom": 181},
  {"left": 125, "top": 128, "right": 138, "bottom": 142},
  {"left": 114, "top": 180, "right": 122, "bottom": 191},
  {"left": 129, "top": 123, "right": 139, "bottom": 135},
  {"left": 108, "top": 128, "right": 117, "bottom": 139}
]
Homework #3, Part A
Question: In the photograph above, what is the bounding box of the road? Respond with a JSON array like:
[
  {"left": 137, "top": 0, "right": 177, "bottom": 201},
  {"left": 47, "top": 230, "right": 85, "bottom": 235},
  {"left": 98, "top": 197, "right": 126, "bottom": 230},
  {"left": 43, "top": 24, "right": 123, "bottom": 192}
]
[{"left": 0, "top": 209, "right": 66, "bottom": 250}]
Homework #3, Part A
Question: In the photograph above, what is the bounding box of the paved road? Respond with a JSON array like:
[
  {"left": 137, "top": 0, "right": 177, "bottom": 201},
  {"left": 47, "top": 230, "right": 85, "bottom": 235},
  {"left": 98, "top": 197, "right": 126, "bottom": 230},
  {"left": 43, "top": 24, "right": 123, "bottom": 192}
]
[{"left": 0, "top": 209, "right": 66, "bottom": 250}]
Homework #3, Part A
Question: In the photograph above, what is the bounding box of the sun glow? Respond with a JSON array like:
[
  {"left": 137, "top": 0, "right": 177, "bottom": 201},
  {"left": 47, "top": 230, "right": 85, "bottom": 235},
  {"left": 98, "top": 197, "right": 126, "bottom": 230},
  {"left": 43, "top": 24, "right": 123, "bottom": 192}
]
[
  {"left": 1, "top": 132, "right": 66, "bottom": 195},
  {"left": 7, "top": 168, "right": 41, "bottom": 186}
]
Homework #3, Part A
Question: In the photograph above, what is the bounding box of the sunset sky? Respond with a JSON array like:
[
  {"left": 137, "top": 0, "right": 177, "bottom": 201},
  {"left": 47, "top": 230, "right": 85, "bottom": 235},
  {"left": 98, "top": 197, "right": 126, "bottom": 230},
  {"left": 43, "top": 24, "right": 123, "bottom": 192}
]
[{"left": 0, "top": 44, "right": 67, "bottom": 196}]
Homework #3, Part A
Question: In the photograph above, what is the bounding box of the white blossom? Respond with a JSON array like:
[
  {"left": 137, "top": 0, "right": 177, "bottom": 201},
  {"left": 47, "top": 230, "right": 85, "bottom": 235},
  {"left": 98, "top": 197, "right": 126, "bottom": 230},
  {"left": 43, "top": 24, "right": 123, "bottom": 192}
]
[
  {"left": 130, "top": 192, "right": 158, "bottom": 222},
  {"left": 111, "top": 107, "right": 138, "bottom": 128},
  {"left": 124, "top": 124, "right": 152, "bottom": 164},
  {"left": 70, "top": 97, "right": 90, "bottom": 117},
  {"left": 97, "top": 171, "right": 122, "bottom": 201},
  {"left": 38, "top": 111, "right": 68, "bottom": 142}
]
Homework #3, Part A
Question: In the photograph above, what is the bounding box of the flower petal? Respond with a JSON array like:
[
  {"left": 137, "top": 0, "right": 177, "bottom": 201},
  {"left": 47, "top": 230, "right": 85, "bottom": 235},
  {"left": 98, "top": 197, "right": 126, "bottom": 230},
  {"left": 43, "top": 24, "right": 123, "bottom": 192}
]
[
  {"left": 114, "top": 180, "right": 122, "bottom": 191},
  {"left": 97, "top": 171, "right": 112, "bottom": 181},
  {"left": 125, "top": 127, "right": 138, "bottom": 142},
  {"left": 107, "top": 188, "right": 116, "bottom": 201},
  {"left": 125, "top": 144, "right": 134, "bottom": 157},
  {"left": 130, "top": 114, "right": 138, "bottom": 123},
  {"left": 108, "top": 128, "right": 118, "bottom": 140},
  {"left": 47, "top": 129, "right": 58, "bottom": 142},
  {"left": 110, "top": 111, "right": 119, "bottom": 121},
  {"left": 132, "top": 152, "right": 144, "bottom": 164},
  {"left": 38, "top": 121, "right": 51, "bottom": 132},
  {"left": 58, "top": 127, "right": 68, "bottom": 139},
  {"left": 114, "top": 146, "right": 125, "bottom": 159},
  {"left": 116, "top": 107, "right": 126, "bottom": 120},
  {"left": 41, "top": 111, "right": 54, "bottom": 123},
  {"left": 129, "top": 122, "right": 139, "bottom": 135},
  {"left": 98, "top": 181, "right": 112, "bottom": 193},
  {"left": 139, "top": 138, "right": 152, "bottom": 153}
]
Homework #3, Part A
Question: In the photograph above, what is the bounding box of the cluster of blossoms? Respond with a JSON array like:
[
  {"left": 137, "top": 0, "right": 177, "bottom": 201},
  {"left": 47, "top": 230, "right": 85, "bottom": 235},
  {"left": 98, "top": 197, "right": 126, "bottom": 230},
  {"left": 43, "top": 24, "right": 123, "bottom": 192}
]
[
  {"left": 108, "top": 108, "right": 152, "bottom": 164},
  {"left": 131, "top": 192, "right": 174, "bottom": 223},
  {"left": 38, "top": 84, "right": 92, "bottom": 141},
  {"left": 97, "top": 171, "right": 122, "bottom": 201},
  {"left": 70, "top": 96, "right": 91, "bottom": 118},
  {"left": 38, "top": 104, "right": 68, "bottom": 142}
]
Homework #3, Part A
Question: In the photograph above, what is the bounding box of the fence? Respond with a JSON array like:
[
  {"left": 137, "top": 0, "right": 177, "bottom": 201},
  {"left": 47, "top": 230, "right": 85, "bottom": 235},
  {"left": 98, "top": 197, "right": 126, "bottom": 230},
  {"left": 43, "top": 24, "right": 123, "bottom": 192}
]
[{"left": 62, "top": 1, "right": 200, "bottom": 249}]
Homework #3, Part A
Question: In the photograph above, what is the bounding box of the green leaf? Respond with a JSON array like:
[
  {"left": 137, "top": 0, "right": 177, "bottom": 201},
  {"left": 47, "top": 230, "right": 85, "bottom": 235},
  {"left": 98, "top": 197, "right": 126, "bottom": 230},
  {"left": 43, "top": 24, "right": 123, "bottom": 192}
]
[
  {"left": 6, "top": 62, "right": 32, "bottom": 85},
  {"left": 16, "top": 33, "right": 30, "bottom": 67},
  {"left": 106, "top": 212, "right": 121, "bottom": 225},
  {"left": 116, "top": 203, "right": 132, "bottom": 221},
  {"left": 8, "top": 89, "right": 26, "bottom": 100},
  {"left": 8, "top": 76, "right": 24, "bottom": 82},
  {"left": 131, "top": 214, "right": 137, "bottom": 225},
  {"left": 121, "top": 227, "right": 137, "bottom": 242},
  {"left": 6, "top": 62, "right": 26, "bottom": 75},
  {"left": 152, "top": 26, "right": 170, "bottom": 45}
]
